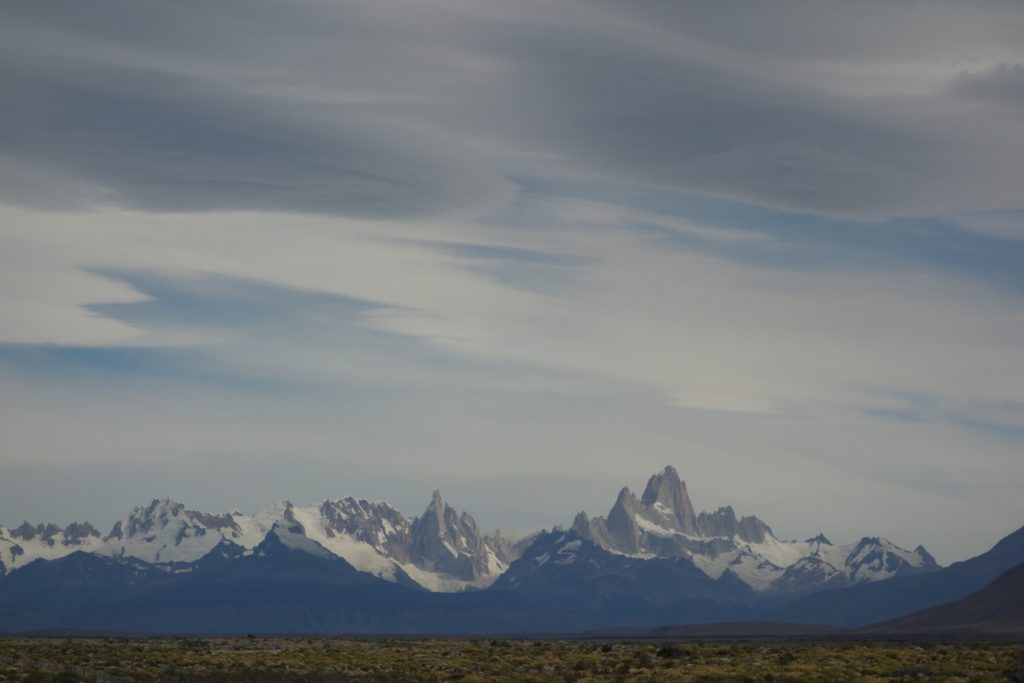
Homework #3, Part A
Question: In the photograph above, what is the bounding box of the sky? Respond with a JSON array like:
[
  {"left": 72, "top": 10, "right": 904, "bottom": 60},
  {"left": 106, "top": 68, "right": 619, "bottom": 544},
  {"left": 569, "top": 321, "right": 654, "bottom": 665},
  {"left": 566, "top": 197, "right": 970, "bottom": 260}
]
[{"left": 1, "top": 0, "right": 1023, "bottom": 565}]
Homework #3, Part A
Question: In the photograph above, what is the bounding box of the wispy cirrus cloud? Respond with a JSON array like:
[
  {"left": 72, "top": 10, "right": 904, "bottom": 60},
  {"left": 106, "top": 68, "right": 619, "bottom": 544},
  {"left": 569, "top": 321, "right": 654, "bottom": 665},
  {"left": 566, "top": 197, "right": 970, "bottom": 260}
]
[
  {"left": 2, "top": 200, "right": 1022, "bottom": 427},
  {"left": 1, "top": 0, "right": 1024, "bottom": 561}
]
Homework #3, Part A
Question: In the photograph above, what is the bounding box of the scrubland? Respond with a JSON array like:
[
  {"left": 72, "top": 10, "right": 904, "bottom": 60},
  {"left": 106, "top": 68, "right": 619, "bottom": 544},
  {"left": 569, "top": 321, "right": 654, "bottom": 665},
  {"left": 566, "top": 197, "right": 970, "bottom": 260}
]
[{"left": 0, "top": 637, "right": 1022, "bottom": 682}]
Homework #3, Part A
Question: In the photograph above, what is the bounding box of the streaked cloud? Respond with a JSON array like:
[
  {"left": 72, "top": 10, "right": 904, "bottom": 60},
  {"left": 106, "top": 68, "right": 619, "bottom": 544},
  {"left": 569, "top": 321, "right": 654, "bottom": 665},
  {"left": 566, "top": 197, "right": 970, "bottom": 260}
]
[
  {"left": 1, "top": 0, "right": 1023, "bottom": 562},
  {"left": 2, "top": 0, "right": 1024, "bottom": 220}
]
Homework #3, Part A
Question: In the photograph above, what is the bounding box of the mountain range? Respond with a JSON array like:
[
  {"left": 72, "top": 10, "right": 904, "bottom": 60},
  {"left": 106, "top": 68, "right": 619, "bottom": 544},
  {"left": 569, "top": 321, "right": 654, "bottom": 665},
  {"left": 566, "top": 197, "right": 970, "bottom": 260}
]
[
  {"left": 570, "top": 466, "right": 937, "bottom": 595},
  {"left": 766, "top": 521, "right": 1024, "bottom": 627},
  {"left": 0, "top": 467, "right": 935, "bottom": 596},
  {"left": 0, "top": 491, "right": 525, "bottom": 592},
  {"left": 0, "top": 466, "right": 1019, "bottom": 634}
]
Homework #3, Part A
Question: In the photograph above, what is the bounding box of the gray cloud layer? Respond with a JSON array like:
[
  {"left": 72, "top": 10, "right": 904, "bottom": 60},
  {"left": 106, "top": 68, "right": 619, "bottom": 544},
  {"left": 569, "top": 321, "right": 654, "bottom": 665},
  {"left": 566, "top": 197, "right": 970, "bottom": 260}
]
[
  {"left": 950, "top": 63, "right": 1024, "bottom": 107},
  {"left": 3, "top": 0, "right": 1024, "bottom": 219},
  {"left": 2, "top": 1, "right": 1024, "bottom": 562},
  {"left": 0, "top": 50, "right": 510, "bottom": 217}
]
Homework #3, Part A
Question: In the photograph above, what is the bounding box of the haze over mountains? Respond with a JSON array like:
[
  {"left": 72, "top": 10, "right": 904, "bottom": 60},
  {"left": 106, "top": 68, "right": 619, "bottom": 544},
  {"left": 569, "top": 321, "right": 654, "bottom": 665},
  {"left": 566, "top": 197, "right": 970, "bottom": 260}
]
[
  {"left": 0, "top": 466, "right": 1019, "bottom": 634},
  {"left": 0, "top": 467, "right": 934, "bottom": 596}
]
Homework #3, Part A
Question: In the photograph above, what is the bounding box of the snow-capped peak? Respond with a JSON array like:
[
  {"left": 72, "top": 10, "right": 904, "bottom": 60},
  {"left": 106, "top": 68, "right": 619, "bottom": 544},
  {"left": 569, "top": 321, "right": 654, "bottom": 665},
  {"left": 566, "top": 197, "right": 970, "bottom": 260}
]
[
  {"left": 1, "top": 491, "right": 520, "bottom": 591},
  {"left": 1, "top": 469, "right": 940, "bottom": 598},
  {"left": 0, "top": 520, "right": 105, "bottom": 575},
  {"left": 572, "top": 466, "right": 939, "bottom": 595},
  {"left": 101, "top": 498, "right": 243, "bottom": 564}
]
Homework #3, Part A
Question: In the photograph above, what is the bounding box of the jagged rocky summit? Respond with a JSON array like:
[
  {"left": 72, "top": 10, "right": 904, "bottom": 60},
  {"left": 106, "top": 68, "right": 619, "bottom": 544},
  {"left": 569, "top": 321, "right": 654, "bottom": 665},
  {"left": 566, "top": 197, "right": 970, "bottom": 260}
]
[
  {"left": 0, "top": 492, "right": 527, "bottom": 592},
  {"left": 0, "top": 466, "right": 937, "bottom": 597},
  {"left": 570, "top": 466, "right": 938, "bottom": 594}
]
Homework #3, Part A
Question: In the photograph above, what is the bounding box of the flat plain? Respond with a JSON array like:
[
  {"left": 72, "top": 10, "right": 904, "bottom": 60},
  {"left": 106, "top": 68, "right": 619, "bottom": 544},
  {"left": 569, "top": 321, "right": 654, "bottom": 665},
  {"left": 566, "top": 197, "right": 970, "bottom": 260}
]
[{"left": 1, "top": 637, "right": 1023, "bottom": 682}]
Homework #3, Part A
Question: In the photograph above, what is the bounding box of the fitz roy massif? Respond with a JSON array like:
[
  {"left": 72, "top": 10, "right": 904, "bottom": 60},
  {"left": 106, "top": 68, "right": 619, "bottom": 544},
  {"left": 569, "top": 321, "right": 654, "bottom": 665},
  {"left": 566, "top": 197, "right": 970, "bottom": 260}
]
[{"left": 4, "top": 466, "right": 1021, "bottom": 634}]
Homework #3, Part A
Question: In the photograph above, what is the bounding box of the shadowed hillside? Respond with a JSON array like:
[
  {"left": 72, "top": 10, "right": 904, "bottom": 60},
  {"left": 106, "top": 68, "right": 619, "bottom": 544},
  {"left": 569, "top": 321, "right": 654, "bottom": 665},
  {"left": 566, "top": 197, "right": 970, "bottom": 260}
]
[{"left": 864, "top": 563, "right": 1024, "bottom": 635}]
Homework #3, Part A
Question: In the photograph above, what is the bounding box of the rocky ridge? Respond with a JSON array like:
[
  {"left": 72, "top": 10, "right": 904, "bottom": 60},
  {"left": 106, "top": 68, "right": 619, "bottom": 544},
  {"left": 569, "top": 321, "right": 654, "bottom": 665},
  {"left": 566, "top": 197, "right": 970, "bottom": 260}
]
[
  {"left": 570, "top": 466, "right": 938, "bottom": 594},
  {"left": 0, "top": 492, "right": 517, "bottom": 591},
  {"left": 0, "top": 466, "right": 938, "bottom": 596}
]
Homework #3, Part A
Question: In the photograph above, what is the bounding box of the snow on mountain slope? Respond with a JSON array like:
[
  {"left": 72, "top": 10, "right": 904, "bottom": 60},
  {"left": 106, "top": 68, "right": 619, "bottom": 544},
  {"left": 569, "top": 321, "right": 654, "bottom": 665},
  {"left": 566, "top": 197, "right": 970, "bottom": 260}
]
[
  {"left": 1, "top": 467, "right": 937, "bottom": 597},
  {"left": 0, "top": 522, "right": 104, "bottom": 574},
  {"left": 845, "top": 536, "right": 937, "bottom": 582},
  {"left": 267, "top": 519, "right": 336, "bottom": 559},
  {"left": 101, "top": 498, "right": 242, "bottom": 564},
  {"left": 572, "top": 466, "right": 939, "bottom": 595},
  {"left": 286, "top": 500, "right": 402, "bottom": 582},
  {"left": 1, "top": 492, "right": 516, "bottom": 591}
]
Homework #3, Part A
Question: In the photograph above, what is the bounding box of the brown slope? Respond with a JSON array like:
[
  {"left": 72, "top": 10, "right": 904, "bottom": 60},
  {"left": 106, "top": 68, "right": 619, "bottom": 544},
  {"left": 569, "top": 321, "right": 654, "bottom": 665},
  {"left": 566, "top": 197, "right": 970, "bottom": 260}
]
[{"left": 864, "top": 563, "right": 1024, "bottom": 635}]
